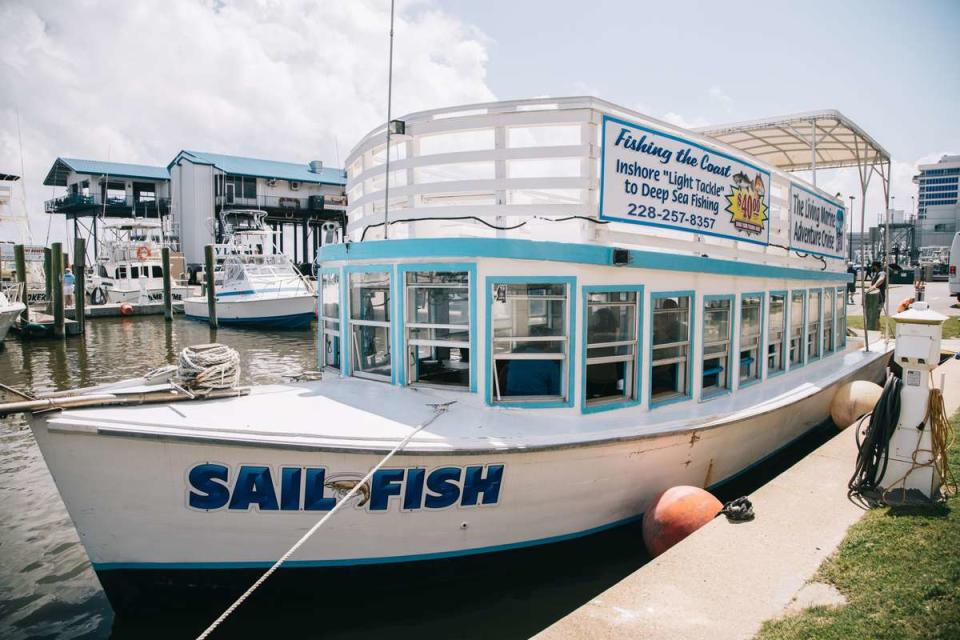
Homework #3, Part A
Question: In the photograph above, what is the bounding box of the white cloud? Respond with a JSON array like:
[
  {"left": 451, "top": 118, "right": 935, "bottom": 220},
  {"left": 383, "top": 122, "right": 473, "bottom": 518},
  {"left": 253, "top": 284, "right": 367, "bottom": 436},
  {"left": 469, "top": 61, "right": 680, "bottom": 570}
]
[
  {"left": 707, "top": 86, "right": 733, "bottom": 113},
  {"left": 0, "top": 0, "right": 494, "bottom": 244},
  {"left": 661, "top": 112, "right": 710, "bottom": 129}
]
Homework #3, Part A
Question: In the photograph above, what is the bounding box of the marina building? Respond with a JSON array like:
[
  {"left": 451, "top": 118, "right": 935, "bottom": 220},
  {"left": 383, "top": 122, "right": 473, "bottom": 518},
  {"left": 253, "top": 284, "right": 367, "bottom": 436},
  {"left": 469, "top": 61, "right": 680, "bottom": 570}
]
[
  {"left": 168, "top": 151, "right": 347, "bottom": 271},
  {"left": 914, "top": 154, "right": 960, "bottom": 248},
  {"left": 42, "top": 152, "right": 347, "bottom": 271},
  {"left": 43, "top": 158, "right": 171, "bottom": 259}
]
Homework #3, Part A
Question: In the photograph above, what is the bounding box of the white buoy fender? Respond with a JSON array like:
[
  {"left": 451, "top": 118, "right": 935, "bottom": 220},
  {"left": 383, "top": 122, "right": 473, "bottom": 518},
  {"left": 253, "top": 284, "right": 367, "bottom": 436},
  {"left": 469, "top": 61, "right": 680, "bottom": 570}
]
[{"left": 830, "top": 380, "right": 883, "bottom": 429}]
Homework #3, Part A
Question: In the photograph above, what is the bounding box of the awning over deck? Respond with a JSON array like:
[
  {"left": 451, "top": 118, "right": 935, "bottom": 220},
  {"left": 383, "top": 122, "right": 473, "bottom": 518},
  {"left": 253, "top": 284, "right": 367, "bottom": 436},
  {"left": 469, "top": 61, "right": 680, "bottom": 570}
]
[{"left": 697, "top": 110, "right": 890, "bottom": 174}]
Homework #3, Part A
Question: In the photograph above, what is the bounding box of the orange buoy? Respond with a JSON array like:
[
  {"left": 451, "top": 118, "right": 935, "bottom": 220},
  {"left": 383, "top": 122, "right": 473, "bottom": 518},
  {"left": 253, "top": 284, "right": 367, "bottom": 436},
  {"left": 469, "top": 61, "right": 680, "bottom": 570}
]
[
  {"left": 896, "top": 297, "right": 914, "bottom": 313},
  {"left": 642, "top": 485, "right": 722, "bottom": 557},
  {"left": 119, "top": 303, "right": 134, "bottom": 316}
]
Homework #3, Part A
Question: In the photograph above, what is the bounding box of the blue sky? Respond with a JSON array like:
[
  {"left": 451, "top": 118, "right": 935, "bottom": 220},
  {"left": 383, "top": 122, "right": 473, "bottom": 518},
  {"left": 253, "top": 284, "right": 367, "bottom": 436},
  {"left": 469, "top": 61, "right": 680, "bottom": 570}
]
[{"left": 444, "top": 0, "right": 959, "bottom": 164}]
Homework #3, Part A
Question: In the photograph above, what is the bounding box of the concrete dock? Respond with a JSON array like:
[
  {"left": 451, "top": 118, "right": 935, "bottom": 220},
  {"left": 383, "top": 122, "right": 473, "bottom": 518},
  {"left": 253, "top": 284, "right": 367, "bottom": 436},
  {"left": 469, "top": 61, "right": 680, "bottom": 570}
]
[{"left": 537, "top": 354, "right": 960, "bottom": 640}]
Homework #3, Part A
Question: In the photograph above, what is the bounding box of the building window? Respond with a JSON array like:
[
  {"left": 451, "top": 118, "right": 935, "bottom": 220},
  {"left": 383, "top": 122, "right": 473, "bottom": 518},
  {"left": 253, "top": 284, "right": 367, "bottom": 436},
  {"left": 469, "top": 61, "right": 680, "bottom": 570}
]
[
  {"left": 824, "top": 288, "right": 835, "bottom": 354},
  {"left": 491, "top": 282, "right": 568, "bottom": 403},
  {"left": 406, "top": 271, "right": 470, "bottom": 388},
  {"left": 702, "top": 298, "right": 732, "bottom": 396},
  {"left": 349, "top": 271, "right": 392, "bottom": 380},
  {"left": 651, "top": 294, "right": 691, "bottom": 404},
  {"left": 320, "top": 272, "right": 341, "bottom": 370},
  {"left": 739, "top": 294, "right": 762, "bottom": 385},
  {"left": 790, "top": 290, "right": 805, "bottom": 367},
  {"left": 768, "top": 292, "right": 786, "bottom": 374},
  {"left": 807, "top": 289, "right": 822, "bottom": 361},
  {"left": 585, "top": 290, "right": 639, "bottom": 407}
]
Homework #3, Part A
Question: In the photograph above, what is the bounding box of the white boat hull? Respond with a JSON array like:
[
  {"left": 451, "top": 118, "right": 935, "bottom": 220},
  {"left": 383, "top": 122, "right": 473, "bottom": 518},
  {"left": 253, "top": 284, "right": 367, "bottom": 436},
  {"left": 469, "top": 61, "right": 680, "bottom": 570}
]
[
  {"left": 104, "top": 285, "right": 194, "bottom": 304},
  {"left": 28, "top": 347, "right": 889, "bottom": 609},
  {"left": 0, "top": 302, "right": 24, "bottom": 342},
  {"left": 183, "top": 293, "right": 316, "bottom": 329}
]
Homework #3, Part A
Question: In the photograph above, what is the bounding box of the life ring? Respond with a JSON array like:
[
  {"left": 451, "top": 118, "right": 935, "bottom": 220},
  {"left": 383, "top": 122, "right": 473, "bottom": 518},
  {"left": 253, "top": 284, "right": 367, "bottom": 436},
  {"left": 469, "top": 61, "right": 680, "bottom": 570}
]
[
  {"left": 89, "top": 286, "right": 107, "bottom": 306},
  {"left": 896, "top": 297, "right": 914, "bottom": 313},
  {"left": 136, "top": 245, "right": 152, "bottom": 261}
]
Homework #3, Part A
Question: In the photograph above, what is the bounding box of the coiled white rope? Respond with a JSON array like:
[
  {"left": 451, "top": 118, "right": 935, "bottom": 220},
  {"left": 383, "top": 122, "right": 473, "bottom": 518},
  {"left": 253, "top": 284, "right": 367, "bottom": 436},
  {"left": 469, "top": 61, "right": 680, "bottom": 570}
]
[
  {"left": 195, "top": 400, "right": 456, "bottom": 640},
  {"left": 178, "top": 343, "right": 241, "bottom": 391}
]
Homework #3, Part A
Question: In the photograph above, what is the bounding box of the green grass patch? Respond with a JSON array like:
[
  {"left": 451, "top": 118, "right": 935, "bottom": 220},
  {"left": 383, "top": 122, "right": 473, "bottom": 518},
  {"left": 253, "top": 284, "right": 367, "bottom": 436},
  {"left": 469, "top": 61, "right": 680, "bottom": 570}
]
[
  {"left": 847, "top": 315, "right": 960, "bottom": 339},
  {"left": 756, "top": 410, "right": 960, "bottom": 640}
]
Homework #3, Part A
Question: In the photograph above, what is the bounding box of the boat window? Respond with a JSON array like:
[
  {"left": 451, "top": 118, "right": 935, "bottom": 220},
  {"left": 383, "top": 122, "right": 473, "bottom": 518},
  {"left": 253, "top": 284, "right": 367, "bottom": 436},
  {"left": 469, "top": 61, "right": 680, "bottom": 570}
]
[
  {"left": 651, "top": 295, "right": 691, "bottom": 404},
  {"left": 836, "top": 287, "right": 846, "bottom": 348},
  {"left": 585, "top": 291, "right": 638, "bottom": 406},
  {"left": 739, "top": 294, "right": 762, "bottom": 385},
  {"left": 768, "top": 293, "right": 786, "bottom": 374},
  {"left": 152, "top": 266, "right": 163, "bottom": 278},
  {"left": 790, "top": 291, "right": 805, "bottom": 367},
  {"left": 702, "top": 298, "right": 732, "bottom": 396},
  {"left": 405, "top": 271, "right": 470, "bottom": 388},
  {"left": 349, "top": 272, "right": 392, "bottom": 380},
  {"left": 116, "top": 266, "right": 127, "bottom": 279},
  {"left": 321, "top": 272, "right": 341, "bottom": 370},
  {"left": 131, "top": 266, "right": 140, "bottom": 279},
  {"left": 98, "top": 265, "right": 108, "bottom": 278},
  {"left": 807, "top": 290, "right": 822, "bottom": 361},
  {"left": 824, "top": 288, "right": 835, "bottom": 353},
  {"left": 491, "top": 283, "right": 567, "bottom": 403}
]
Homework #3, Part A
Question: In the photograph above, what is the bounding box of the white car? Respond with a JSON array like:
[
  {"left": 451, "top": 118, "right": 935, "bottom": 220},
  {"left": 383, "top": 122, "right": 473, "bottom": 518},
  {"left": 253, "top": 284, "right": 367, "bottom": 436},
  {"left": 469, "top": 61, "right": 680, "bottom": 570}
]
[{"left": 949, "top": 232, "right": 960, "bottom": 302}]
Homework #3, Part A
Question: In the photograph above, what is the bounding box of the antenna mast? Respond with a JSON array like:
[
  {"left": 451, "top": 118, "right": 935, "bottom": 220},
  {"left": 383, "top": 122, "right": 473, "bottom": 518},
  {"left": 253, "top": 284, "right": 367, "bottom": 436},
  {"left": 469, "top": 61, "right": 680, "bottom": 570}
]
[{"left": 382, "top": 0, "right": 395, "bottom": 240}]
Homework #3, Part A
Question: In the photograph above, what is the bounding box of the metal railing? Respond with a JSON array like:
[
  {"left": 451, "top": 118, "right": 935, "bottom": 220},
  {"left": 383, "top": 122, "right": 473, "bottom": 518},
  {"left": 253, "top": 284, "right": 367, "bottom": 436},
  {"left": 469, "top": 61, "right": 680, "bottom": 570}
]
[
  {"left": 44, "top": 193, "right": 171, "bottom": 214},
  {"left": 1, "top": 281, "right": 24, "bottom": 304},
  {"left": 216, "top": 194, "right": 346, "bottom": 211}
]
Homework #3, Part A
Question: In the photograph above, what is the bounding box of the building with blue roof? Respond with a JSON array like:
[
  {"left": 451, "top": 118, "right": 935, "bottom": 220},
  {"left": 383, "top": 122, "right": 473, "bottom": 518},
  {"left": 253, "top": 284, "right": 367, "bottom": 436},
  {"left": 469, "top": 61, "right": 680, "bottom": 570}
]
[{"left": 43, "top": 151, "right": 347, "bottom": 269}]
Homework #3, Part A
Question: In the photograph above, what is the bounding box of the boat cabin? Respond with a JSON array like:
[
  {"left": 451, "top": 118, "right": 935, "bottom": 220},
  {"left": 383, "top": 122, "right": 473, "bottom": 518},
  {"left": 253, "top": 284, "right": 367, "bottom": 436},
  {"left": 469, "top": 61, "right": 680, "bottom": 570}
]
[{"left": 317, "top": 97, "right": 852, "bottom": 414}]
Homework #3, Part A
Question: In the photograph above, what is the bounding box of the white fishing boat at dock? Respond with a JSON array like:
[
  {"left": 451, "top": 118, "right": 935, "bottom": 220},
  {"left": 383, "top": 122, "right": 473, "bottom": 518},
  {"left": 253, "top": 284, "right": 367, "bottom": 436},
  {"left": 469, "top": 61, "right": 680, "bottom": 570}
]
[
  {"left": 18, "top": 97, "right": 894, "bottom": 613},
  {"left": 182, "top": 210, "right": 316, "bottom": 329}
]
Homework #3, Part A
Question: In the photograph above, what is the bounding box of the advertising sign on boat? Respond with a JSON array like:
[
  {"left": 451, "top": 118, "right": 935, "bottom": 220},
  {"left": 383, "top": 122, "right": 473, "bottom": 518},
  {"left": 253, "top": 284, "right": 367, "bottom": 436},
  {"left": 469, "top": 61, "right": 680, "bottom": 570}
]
[
  {"left": 599, "top": 115, "right": 771, "bottom": 246},
  {"left": 788, "top": 184, "right": 846, "bottom": 259}
]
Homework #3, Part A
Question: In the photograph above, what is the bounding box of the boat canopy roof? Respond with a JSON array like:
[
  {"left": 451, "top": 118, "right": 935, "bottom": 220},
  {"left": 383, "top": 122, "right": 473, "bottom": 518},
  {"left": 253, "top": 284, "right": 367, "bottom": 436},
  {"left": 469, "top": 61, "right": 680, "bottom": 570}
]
[
  {"left": 697, "top": 110, "right": 890, "bottom": 172},
  {"left": 102, "top": 219, "right": 162, "bottom": 230}
]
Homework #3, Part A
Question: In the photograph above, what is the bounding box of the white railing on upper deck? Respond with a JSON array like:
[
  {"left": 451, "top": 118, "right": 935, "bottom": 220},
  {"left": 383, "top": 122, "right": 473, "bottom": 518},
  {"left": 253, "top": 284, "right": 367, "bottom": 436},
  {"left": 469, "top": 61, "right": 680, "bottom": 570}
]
[{"left": 342, "top": 96, "right": 842, "bottom": 273}]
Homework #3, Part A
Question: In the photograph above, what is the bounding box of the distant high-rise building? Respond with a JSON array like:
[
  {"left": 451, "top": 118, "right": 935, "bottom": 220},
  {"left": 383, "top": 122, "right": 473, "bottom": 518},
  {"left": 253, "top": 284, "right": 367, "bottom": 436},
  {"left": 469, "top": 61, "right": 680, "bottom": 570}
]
[{"left": 914, "top": 154, "right": 959, "bottom": 248}]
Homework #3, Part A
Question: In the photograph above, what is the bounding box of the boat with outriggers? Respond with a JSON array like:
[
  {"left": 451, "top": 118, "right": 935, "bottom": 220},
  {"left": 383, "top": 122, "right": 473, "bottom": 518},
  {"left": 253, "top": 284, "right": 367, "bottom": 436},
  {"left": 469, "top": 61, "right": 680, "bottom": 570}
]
[
  {"left": 182, "top": 209, "right": 316, "bottom": 329},
  {"left": 20, "top": 97, "right": 892, "bottom": 612},
  {"left": 88, "top": 219, "right": 195, "bottom": 305}
]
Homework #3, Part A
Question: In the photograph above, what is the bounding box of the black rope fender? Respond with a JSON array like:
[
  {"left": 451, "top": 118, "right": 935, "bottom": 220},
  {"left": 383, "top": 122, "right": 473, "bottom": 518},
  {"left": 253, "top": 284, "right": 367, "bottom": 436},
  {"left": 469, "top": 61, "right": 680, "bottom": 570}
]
[{"left": 718, "top": 496, "right": 755, "bottom": 521}]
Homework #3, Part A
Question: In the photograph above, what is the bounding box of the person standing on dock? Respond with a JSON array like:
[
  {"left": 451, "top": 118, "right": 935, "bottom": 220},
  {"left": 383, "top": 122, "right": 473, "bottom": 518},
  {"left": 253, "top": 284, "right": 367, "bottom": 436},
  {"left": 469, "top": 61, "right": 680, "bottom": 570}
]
[
  {"left": 867, "top": 261, "right": 887, "bottom": 306},
  {"left": 63, "top": 268, "right": 75, "bottom": 308}
]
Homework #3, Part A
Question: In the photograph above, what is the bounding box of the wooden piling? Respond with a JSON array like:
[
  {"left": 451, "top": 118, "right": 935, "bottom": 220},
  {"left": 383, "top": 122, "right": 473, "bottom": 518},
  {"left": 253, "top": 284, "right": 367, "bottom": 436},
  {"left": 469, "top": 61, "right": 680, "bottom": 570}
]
[
  {"left": 161, "top": 247, "right": 173, "bottom": 321},
  {"left": 73, "top": 238, "right": 86, "bottom": 334},
  {"left": 51, "top": 242, "right": 65, "bottom": 338},
  {"left": 43, "top": 247, "right": 52, "bottom": 311},
  {"left": 204, "top": 244, "right": 218, "bottom": 329},
  {"left": 13, "top": 244, "right": 29, "bottom": 323}
]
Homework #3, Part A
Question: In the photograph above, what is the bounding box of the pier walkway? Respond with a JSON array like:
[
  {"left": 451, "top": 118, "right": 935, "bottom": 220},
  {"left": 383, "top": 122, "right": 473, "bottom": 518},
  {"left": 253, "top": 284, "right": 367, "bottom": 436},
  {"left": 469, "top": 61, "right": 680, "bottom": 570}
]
[{"left": 537, "top": 348, "right": 960, "bottom": 640}]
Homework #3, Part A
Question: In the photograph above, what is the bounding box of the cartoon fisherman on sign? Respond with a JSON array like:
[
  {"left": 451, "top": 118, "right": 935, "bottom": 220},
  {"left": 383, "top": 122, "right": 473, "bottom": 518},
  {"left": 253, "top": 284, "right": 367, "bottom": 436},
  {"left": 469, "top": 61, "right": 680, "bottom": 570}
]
[{"left": 726, "top": 172, "right": 768, "bottom": 235}]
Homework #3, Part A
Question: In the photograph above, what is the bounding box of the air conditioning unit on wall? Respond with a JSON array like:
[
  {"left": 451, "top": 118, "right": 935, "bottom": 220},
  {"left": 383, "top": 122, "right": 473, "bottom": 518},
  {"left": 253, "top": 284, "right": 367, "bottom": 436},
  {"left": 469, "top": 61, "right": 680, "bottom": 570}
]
[
  {"left": 289, "top": 181, "right": 300, "bottom": 191},
  {"left": 266, "top": 178, "right": 277, "bottom": 187}
]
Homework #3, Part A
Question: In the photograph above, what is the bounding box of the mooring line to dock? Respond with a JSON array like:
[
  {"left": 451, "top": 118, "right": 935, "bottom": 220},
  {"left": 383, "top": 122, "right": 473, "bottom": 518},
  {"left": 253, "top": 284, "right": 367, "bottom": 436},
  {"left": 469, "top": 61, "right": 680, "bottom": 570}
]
[{"left": 195, "top": 400, "right": 457, "bottom": 640}]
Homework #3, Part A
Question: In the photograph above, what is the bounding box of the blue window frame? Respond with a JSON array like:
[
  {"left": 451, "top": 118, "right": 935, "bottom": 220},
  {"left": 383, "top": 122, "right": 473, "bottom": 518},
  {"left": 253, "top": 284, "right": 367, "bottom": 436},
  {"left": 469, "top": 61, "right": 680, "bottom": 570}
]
[
  {"left": 807, "top": 288, "right": 822, "bottom": 362},
  {"left": 345, "top": 265, "right": 396, "bottom": 383},
  {"left": 581, "top": 285, "right": 643, "bottom": 413},
  {"left": 318, "top": 267, "right": 343, "bottom": 371},
  {"left": 789, "top": 289, "right": 806, "bottom": 368},
  {"left": 739, "top": 292, "right": 764, "bottom": 388},
  {"left": 836, "top": 286, "right": 847, "bottom": 349},
  {"left": 485, "top": 276, "right": 576, "bottom": 408},
  {"left": 649, "top": 291, "right": 694, "bottom": 408},
  {"left": 823, "top": 287, "right": 835, "bottom": 354},
  {"left": 702, "top": 294, "right": 734, "bottom": 399},
  {"left": 397, "top": 262, "right": 477, "bottom": 392},
  {"left": 767, "top": 290, "right": 787, "bottom": 376}
]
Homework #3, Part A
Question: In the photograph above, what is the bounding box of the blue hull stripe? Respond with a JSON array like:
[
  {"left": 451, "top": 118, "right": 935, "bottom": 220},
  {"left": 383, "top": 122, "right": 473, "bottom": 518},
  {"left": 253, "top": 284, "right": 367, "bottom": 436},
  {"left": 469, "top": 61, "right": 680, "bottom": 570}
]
[
  {"left": 317, "top": 237, "right": 851, "bottom": 283},
  {"left": 92, "top": 513, "right": 644, "bottom": 571},
  {"left": 184, "top": 312, "right": 314, "bottom": 329}
]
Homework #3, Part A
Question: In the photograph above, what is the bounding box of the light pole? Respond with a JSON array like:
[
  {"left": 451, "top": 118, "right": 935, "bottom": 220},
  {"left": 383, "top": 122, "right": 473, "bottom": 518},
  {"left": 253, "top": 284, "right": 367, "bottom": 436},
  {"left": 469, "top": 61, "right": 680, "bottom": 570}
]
[{"left": 849, "top": 195, "right": 856, "bottom": 264}]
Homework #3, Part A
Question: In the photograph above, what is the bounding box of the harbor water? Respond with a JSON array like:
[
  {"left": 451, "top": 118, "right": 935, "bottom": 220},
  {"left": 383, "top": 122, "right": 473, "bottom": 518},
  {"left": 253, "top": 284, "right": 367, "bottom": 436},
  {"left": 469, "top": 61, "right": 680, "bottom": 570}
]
[{"left": 0, "top": 316, "right": 836, "bottom": 638}]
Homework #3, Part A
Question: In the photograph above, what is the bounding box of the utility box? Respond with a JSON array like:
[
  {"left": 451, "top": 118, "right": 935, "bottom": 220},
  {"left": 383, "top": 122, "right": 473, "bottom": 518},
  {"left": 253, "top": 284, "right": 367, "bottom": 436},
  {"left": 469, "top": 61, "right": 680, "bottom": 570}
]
[{"left": 881, "top": 302, "right": 948, "bottom": 502}]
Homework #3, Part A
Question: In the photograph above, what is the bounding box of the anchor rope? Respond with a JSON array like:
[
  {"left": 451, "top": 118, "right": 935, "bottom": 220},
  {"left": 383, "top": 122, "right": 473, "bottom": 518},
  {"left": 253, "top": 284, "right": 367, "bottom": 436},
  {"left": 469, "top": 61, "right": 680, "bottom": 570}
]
[
  {"left": 177, "top": 343, "right": 240, "bottom": 391},
  {"left": 195, "top": 400, "right": 456, "bottom": 640}
]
